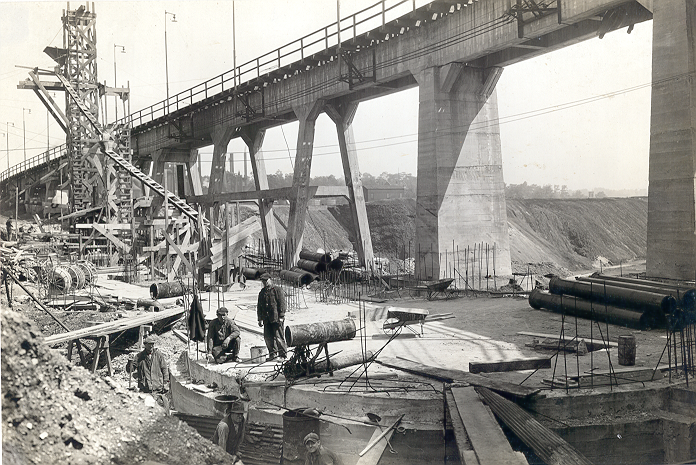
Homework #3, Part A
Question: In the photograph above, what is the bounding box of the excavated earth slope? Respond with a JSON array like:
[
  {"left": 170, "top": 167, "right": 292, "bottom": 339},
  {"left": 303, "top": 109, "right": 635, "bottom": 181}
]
[{"left": 328, "top": 197, "right": 648, "bottom": 275}]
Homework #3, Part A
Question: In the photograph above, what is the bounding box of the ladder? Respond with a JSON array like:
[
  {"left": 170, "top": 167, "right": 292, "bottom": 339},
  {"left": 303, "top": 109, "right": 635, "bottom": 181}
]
[
  {"left": 56, "top": 73, "right": 208, "bottom": 229},
  {"left": 101, "top": 144, "right": 208, "bottom": 227}
]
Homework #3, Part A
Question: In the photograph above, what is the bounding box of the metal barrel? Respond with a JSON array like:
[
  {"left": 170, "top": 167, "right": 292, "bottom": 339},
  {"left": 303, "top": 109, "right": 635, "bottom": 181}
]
[
  {"left": 242, "top": 267, "right": 262, "bottom": 280},
  {"left": 290, "top": 266, "right": 319, "bottom": 282},
  {"left": 577, "top": 276, "right": 696, "bottom": 312},
  {"left": 285, "top": 319, "right": 357, "bottom": 347},
  {"left": 296, "top": 259, "right": 327, "bottom": 273},
  {"left": 280, "top": 269, "right": 314, "bottom": 286},
  {"left": 328, "top": 258, "right": 343, "bottom": 271},
  {"left": 150, "top": 281, "right": 188, "bottom": 299},
  {"left": 299, "top": 250, "right": 331, "bottom": 263},
  {"left": 529, "top": 288, "right": 657, "bottom": 329},
  {"left": 549, "top": 276, "right": 677, "bottom": 315}
]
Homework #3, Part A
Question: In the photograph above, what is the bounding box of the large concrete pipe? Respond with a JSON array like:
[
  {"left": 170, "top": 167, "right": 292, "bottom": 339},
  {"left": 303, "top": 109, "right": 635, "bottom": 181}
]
[
  {"left": 242, "top": 267, "right": 262, "bottom": 280},
  {"left": 591, "top": 273, "right": 695, "bottom": 293},
  {"left": 328, "top": 258, "right": 344, "bottom": 271},
  {"left": 291, "top": 266, "right": 319, "bottom": 282},
  {"left": 297, "top": 259, "right": 327, "bottom": 273},
  {"left": 150, "top": 281, "right": 189, "bottom": 299},
  {"left": 280, "top": 269, "right": 315, "bottom": 286},
  {"left": 285, "top": 319, "right": 356, "bottom": 347},
  {"left": 577, "top": 276, "right": 695, "bottom": 312},
  {"left": 299, "top": 250, "right": 332, "bottom": 263},
  {"left": 549, "top": 277, "right": 677, "bottom": 315},
  {"left": 529, "top": 289, "right": 652, "bottom": 329}
]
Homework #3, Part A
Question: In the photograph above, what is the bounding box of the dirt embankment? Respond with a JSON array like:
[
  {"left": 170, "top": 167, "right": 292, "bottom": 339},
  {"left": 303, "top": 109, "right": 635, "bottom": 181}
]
[{"left": 325, "top": 197, "right": 647, "bottom": 274}]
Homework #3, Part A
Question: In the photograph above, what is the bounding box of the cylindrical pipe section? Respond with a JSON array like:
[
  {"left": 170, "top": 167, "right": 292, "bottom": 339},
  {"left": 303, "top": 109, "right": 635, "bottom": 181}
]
[
  {"left": 313, "top": 350, "right": 375, "bottom": 373},
  {"left": 285, "top": 319, "right": 357, "bottom": 347},
  {"left": 297, "top": 259, "right": 327, "bottom": 273},
  {"left": 577, "top": 276, "right": 695, "bottom": 312},
  {"left": 241, "top": 267, "right": 262, "bottom": 280},
  {"left": 299, "top": 250, "right": 331, "bottom": 263},
  {"left": 150, "top": 281, "right": 189, "bottom": 299},
  {"left": 529, "top": 288, "right": 657, "bottom": 329},
  {"left": 549, "top": 277, "right": 677, "bottom": 315},
  {"left": 280, "top": 269, "right": 314, "bottom": 286},
  {"left": 591, "top": 273, "right": 694, "bottom": 293},
  {"left": 291, "top": 267, "right": 319, "bottom": 282}
]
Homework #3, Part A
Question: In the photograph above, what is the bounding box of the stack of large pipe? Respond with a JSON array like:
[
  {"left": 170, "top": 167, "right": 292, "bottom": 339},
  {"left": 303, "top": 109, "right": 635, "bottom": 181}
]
[
  {"left": 528, "top": 276, "right": 677, "bottom": 329},
  {"left": 576, "top": 274, "right": 695, "bottom": 312},
  {"left": 296, "top": 259, "right": 327, "bottom": 273}
]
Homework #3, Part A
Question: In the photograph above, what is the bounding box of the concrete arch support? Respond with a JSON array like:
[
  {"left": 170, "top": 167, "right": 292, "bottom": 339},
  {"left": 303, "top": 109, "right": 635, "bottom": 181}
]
[
  {"left": 239, "top": 126, "right": 278, "bottom": 254},
  {"left": 646, "top": 0, "right": 696, "bottom": 280},
  {"left": 286, "top": 100, "right": 324, "bottom": 267},
  {"left": 414, "top": 64, "right": 512, "bottom": 280},
  {"left": 325, "top": 101, "right": 374, "bottom": 268}
]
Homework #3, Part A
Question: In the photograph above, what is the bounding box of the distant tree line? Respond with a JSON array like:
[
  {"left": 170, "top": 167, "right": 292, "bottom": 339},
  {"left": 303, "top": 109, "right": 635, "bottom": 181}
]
[{"left": 199, "top": 173, "right": 646, "bottom": 199}]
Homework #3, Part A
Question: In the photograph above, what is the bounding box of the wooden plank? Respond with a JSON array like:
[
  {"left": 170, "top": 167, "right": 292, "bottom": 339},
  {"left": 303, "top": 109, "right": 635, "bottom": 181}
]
[
  {"left": 375, "top": 357, "right": 539, "bottom": 399},
  {"left": 451, "top": 387, "right": 526, "bottom": 465},
  {"left": 469, "top": 357, "right": 551, "bottom": 374},
  {"left": 43, "top": 307, "right": 184, "bottom": 345},
  {"left": 476, "top": 387, "right": 592, "bottom": 465},
  {"left": 355, "top": 426, "right": 394, "bottom": 465},
  {"left": 445, "top": 390, "right": 477, "bottom": 465},
  {"left": 572, "top": 366, "right": 663, "bottom": 387},
  {"left": 518, "top": 331, "right": 617, "bottom": 348}
]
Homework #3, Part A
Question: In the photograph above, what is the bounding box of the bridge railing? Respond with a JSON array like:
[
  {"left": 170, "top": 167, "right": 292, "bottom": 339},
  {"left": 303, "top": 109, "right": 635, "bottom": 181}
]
[
  {"left": 127, "top": 0, "right": 427, "bottom": 127},
  {"left": 0, "top": 144, "right": 68, "bottom": 183}
]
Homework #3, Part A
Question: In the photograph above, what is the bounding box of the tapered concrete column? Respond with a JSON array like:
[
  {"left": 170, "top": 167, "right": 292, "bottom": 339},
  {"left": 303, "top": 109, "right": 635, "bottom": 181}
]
[
  {"left": 285, "top": 100, "right": 324, "bottom": 267},
  {"left": 208, "top": 126, "right": 235, "bottom": 225},
  {"left": 325, "top": 101, "right": 374, "bottom": 268},
  {"left": 647, "top": 0, "right": 696, "bottom": 280},
  {"left": 414, "top": 64, "right": 512, "bottom": 280},
  {"left": 239, "top": 126, "right": 278, "bottom": 254},
  {"left": 187, "top": 149, "right": 203, "bottom": 196}
]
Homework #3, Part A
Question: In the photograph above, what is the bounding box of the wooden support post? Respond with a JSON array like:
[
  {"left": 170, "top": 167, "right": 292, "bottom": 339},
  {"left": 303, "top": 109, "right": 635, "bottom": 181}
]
[{"left": 225, "top": 202, "right": 231, "bottom": 284}]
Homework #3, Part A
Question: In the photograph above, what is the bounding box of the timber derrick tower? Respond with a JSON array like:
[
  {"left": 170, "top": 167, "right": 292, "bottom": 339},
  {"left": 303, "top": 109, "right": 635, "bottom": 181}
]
[
  {"left": 27, "top": 4, "right": 135, "bottom": 266},
  {"left": 63, "top": 4, "right": 100, "bottom": 212}
]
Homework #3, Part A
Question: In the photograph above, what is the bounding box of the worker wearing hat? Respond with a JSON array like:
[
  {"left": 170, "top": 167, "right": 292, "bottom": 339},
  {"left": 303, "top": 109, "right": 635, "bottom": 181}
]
[
  {"left": 257, "top": 273, "right": 287, "bottom": 361},
  {"left": 127, "top": 334, "right": 170, "bottom": 394},
  {"left": 303, "top": 432, "right": 343, "bottom": 465},
  {"left": 207, "top": 307, "right": 241, "bottom": 364}
]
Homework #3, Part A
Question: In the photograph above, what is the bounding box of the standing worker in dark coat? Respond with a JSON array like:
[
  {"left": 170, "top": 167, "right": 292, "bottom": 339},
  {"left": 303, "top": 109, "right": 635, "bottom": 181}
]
[
  {"left": 257, "top": 273, "right": 287, "bottom": 361},
  {"left": 207, "top": 307, "right": 241, "bottom": 364}
]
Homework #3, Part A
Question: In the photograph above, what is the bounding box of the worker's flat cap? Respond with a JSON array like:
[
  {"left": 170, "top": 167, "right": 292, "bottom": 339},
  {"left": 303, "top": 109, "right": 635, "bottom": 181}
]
[
  {"left": 143, "top": 334, "right": 158, "bottom": 344},
  {"left": 303, "top": 432, "right": 319, "bottom": 444},
  {"left": 216, "top": 307, "right": 229, "bottom": 314},
  {"left": 260, "top": 273, "right": 271, "bottom": 281}
]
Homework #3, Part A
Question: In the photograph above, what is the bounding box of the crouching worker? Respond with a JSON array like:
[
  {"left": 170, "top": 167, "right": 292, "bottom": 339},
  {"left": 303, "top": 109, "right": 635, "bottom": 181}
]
[
  {"left": 303, "top": 432, "right": 343, "bottom": 465},
  {"left": 207, "top": 307, "right": 241, "bottom": 363}
]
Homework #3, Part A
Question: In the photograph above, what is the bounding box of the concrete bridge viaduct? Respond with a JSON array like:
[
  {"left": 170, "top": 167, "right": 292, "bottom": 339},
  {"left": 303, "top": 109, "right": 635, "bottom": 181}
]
[{"left": 6, "top": 0, "right": 696, "bottom": 281}]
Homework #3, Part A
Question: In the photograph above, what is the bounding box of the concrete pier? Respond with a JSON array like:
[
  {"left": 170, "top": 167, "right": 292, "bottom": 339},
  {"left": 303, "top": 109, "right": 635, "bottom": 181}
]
[
  {"left": 646, "top": 0, "right": 696, "bottom": 280},
  {"left": 414, "top": 65, "right": 512, "bottom": 279}
]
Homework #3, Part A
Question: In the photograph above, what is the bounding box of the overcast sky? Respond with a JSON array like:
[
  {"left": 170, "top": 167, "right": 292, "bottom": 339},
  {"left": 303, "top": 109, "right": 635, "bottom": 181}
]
[{"left": 0, "top": 1, "right": 652, "bottom": 192}]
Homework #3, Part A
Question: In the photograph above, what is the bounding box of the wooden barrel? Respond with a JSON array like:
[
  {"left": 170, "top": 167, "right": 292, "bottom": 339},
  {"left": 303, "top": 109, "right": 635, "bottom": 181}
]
[{"left": 618, "top": 335, "right": 636, "bottom": 366}]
